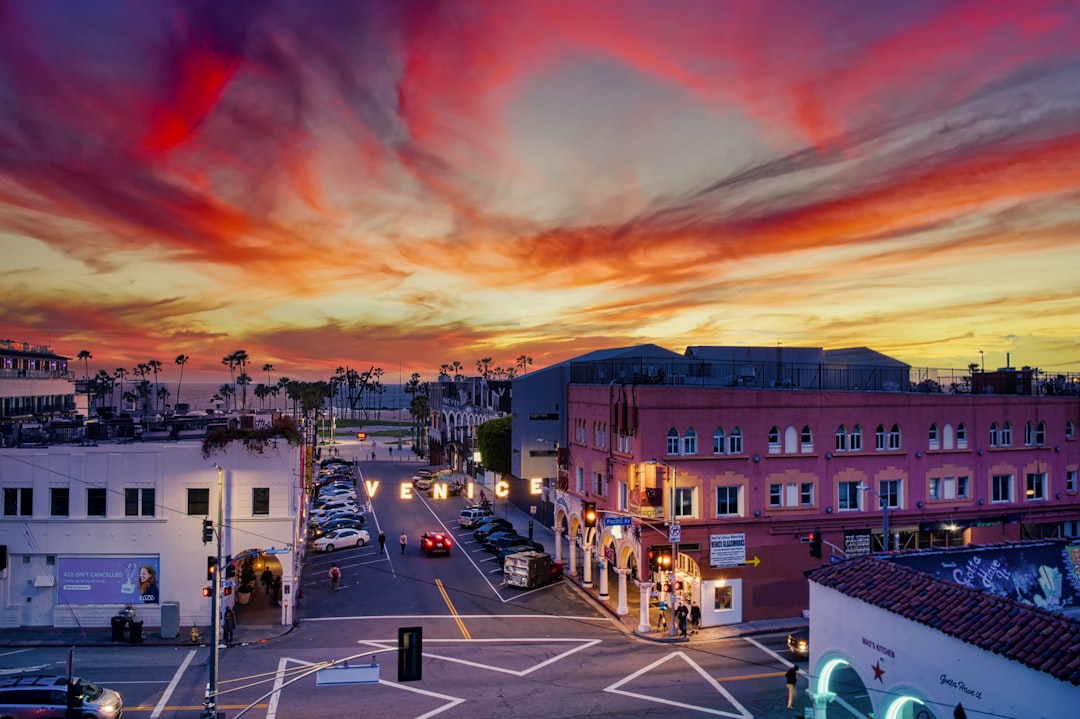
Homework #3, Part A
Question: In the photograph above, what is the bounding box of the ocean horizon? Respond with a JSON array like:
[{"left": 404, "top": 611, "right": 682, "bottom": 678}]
[{"left": 108, "top": 381, "right": 410, "bottom": 416}]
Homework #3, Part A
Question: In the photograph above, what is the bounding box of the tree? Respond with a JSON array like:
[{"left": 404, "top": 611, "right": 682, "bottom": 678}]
[
  {"left": 175, "top": 355, "right": 190, "bottom": 407},
  {"left": 218, "top": 384, "right": 235, "bottom": 413},
  {"left": 221, "top": 353, "right": 239, "bottom": 411},
  {"left": 516, "top": 354, "right": 533, "bottom": 375},
  {"left": 114, "top": 367, "right": 128, "bottom": 413},
  {"left": 156, "top": 385, "right": 171, "bottom": 411},
  {"left": 254, "top": 383, "right": 269, "bottom": 409},
  {"left": 262, "top": 363, "right": 274, "bottom": 407},
  {"left": 147, "top": 359, "right": 163, "bottom": 411},
  {"left": 236, "top": 372, "right": 252, "bottom": 412},
  {"left": 233, "top": 350, "right": 250, "bottom": 411},
  {"left": 475, "top": 357, "right": 494, "bottom": 379},
  {"left": 477, "top": 416, "right": 512, "bottom": 475}
]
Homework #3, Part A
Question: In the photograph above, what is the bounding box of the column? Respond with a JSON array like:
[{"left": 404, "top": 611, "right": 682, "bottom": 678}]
[
  {"left": 634, "top": 580, "right": 652, "bottom": 633},
  {"left": 597, "top": 559, "right": 609, "bottom": 599},
  {"left": 583, "top": 545, "right": 594, "bottom": 588},
  {"left": 615, "top": 568, "right": 631, "bottom": 615},
  {"left": 568, "top": 532, "right": 578, "bottom": 578},
  {"left": 553, "top": 526, "right": 564, "bottom": 564}
]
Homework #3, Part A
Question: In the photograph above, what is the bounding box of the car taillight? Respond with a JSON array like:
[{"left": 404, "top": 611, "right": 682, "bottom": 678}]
[
  {"left": 424, "top": 539, "right": 432, "bottom": 546},
  {"left": 444, "top": 538, "right": 452, "bottom": 545}
]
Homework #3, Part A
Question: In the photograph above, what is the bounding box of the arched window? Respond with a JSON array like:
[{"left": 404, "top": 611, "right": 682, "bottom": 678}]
[
  {"left": 666, "top": 428, "right": 680, "bottom": 455},
  {"left": 713, "top": 427, "right": 726, "bottom": 455},
  {"left": 1035, "top": 420, "right": 1046, "bottom": 446},
  {"left": 729, "top": 427, "right": 743, "bottom": 454},
  {"left": 835, "top": 425, "right": 847, "bottom": 452},
  {"left": 928, "top": 423, "right": 940, "bottom": 450},
  {"left": 682, "top": 428, "right": 698, "bottom": 455},
  {"left": 989, "top": 422, "right": 999, "bottom": 447},
  {"left": 768, "top": 426, "right": 781, "bottom": 454},
  {"left": 1001, "top": 422, "right": 1012, "bottom": 447},
  {"left": 1067, "top": 420, "right": 1075, "bottom": 439},
  {"left": 956, "top": 423, "right": 968, "bottom": 449},
  {"left": 875, "top": 424, "right": 887, "bottom": 451},
  {"left": 800, "top": 425, "right": 814, "bottom": 453},
  {"left": 888, "top": 424, "right": 902, "bottom": 450},
  {"left": 850, "top": 425, "right": 863, "bottom": 451}
]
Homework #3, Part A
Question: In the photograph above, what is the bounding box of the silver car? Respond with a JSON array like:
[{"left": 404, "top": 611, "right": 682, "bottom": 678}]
[{"left": 0, "top": 674, "right": 123, "bottom": 719}]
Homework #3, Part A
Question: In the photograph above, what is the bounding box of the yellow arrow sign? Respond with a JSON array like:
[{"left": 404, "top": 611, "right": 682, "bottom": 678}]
[{"left": 744, "top": 556, "right": 761, "bottom": 567}]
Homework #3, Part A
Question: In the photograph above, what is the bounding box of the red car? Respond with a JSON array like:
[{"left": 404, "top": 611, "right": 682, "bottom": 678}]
[{"left": 420, "top": 531, "right": 453, "bottom": 556}]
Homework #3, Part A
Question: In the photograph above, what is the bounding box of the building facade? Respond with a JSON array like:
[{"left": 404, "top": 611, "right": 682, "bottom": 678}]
[
  {"left": 559, "top": 349, "right": 1080, "bottom": 626},
  {"left": 0, "top": 340, "right": 75, "bottom": 428}
]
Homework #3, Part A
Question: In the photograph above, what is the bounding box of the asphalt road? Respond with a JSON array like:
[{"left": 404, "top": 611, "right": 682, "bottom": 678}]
[{"left": 0, "top": 459, "right": 874, "bottom": 718}]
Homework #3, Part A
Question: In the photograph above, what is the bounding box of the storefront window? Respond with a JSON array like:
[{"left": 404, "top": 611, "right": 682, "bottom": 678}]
[{"left": 714, "top": 585, "right": 733, "bottom": 611}]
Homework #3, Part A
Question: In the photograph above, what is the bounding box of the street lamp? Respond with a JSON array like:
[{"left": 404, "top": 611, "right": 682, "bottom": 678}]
[
  {"left": 856, "top": 483, "right": 890, "bottom": 551},
  {"left": 647, "top": 459, "right": 679, "bottom": 637},
  {"left": 205, "top": 464, "right": 224, "bottom": 719}
]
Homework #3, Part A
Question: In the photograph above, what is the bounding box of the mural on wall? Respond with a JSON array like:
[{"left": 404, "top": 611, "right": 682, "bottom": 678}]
[
  {"left": 57, "top": 556, "right": 161, "bottom": 604},
  {"left": 889, "top": 541, "right": 1080, "bottom": 613}
]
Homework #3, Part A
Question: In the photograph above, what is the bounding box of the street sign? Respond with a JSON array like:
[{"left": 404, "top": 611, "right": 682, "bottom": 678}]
[
  {"left": 316, "top": 663, "right": 379, "bottom": 685},
  {"left": 668, "top": 523, "right": 682, "bottom": 543},
  {"left": 605, "top": 515, "right": 632, "bottom": 526}
]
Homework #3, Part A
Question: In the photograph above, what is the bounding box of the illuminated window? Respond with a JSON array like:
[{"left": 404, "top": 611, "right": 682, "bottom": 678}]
[{"left": 1026, "top": 472, "right": 1046, "bottom": 501}]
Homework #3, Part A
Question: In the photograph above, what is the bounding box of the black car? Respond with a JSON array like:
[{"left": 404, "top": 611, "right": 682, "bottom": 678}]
[
  {"left": 483, "top": 531, "right": 527, "bottom": 553},
  {"left": 473, "top": 519, "right": 514, "bottom": 541},
  {"left": 311, "top": 517, "right": 364, "bottom": 538}
]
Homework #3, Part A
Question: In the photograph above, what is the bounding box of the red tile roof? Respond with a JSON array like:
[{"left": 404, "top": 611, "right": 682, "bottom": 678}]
[{"left": 807, "top": 555, "right": 1080, "bottom": 685}]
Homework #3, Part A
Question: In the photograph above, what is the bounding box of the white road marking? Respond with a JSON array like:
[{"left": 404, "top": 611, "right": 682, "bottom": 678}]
[
  {"left": 150, "top": 648, "right": 197, "bottom": 719},
  {"left": 605, "top": 651, "right": 753, "bottom": 718}
]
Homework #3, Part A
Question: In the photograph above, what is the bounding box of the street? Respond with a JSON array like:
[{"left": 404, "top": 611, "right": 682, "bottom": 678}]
[{"left": 0, "top": 457, "right": 872, "bottom": 718}]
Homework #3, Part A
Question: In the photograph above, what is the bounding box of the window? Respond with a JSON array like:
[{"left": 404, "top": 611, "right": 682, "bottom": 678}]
[
  {"left": 835, "top": 425, "right": 847, "bottom": 452},
  {"left": 714, "top": 584, "right": 734, "bottom": 611},
  {"left": 957, "top": 476, "right": 969, "bottom": 498},
  {"left": 592, "top": 472, "right": 602, "bottom": 495},
  {"left": 715, "top": 487, "right": 740, "bottom": 517},
  {"left": 666, "top": 428, "right": 680, "bottom": 455},
  {"left": 187, "top": 487, "right": 210, "bottom": 515},
  {"left": 616, "top": 432, "right": 633, "bottom": 453},
  {"left": 125, "top": 488, "right": 155, "bottom": 517},
  {"left": 768, "top": 426, "right": 781, "bottom": 454},
  {"left": 956, "top": 423, "right": 968, "bottom": 449},
  {"left": 1067, "top": 470, "right": 1077, "bottom": 493},
  {"left": 50, "top": 487, "right": 69, "bottom": 517},
  {"left": 575, "top": 467, "right": 584, "bottom": 493},
  {"left": 674, "top": 487, "right": 695, "bottom": 519},
  {"left": 879, "top": 479, "right": 901, "bottom": 509},
  {"left": 837, "top": 481, "right": 861, "bottom": 510},
  {"left": 1026, "top": 472, "right": 1047, "bottom": 501},
  {"left": 682, "top": 428, "right": 697, "bottom": 456},
  {"left": 929, "top": 478, "right": 941, "bottom": 500},
  {"left": 618, "top": 481, "right": 628, "bottom": 511},
  {"left": 850, "top": 425, "right": 862, "bottom": 451},
  {"left": 86, "top": 488, "right": 107, "bottom": 517},
  {"left": 769, "top": 484, "right": 782, "bottom": 507},
  {"left": 989, "top": 422, "right": 1000, "bottom": 447},
  {"left": 928, "top": 423, "right": 940, "bottom": 450},
  {"left": 3, "top": 487, "right": 32, "bottom": 516},
  {"left": 992, "top": 474, "right": 1013, "bottom": 503},
  {"left": 728, "top": 427, "right": 743, "bottom": 454},
  {"left": 875, "top": 425, "right": 887, "bottom": 450},
  {"left": 713, "top": 428, "right": 726, "bottom": 455},
  {"left": 252, "top": 488, "right": 270, "bottom": 516},
  {"left": 800, "top": 425, "right": 814, "bottom": 453},
  {"left": 800, "top": 482, "right": 814, "bottom": 506},
  {"left": 1001, "top": 422, "right": 1012, "bottom": 447},
  {"left": 1035, "top": 421, "right": 1046, "bottom": 446},
  {"left": 1067, "top": 420, "right": 1075, "bottom": 439},
  {"left": 888, "top": 424, "right": 902, "bottom": 450}
]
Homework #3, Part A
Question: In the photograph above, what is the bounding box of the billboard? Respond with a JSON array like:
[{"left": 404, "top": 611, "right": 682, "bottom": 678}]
[{"left": 57, "top": 556, "right": 160, "bottom": 605}]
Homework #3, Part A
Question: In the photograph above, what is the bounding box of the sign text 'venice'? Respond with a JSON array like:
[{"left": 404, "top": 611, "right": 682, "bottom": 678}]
[{"left": 358, "top": 479, "right": 544, "bottom": 500}]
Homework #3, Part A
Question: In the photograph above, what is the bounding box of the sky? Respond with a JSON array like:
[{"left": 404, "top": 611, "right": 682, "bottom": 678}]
[{"left": 2, "top": 0, "right": 1080, "bottom": 384}]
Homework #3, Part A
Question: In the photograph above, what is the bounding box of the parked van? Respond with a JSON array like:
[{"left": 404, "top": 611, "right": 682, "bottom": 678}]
[
  {"left": 458, "top": 505, "right": 493, "bottom": 528},
  {"left": 0, "top": 674, "right": 123, "bottom": 719}
]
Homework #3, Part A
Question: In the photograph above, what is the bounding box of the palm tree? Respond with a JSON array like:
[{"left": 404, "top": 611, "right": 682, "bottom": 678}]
[
  {"left": 263, "top": 363, "right": 274, "bottom": 388},
  {"left": 175, "top": 355, "right": 190, "bottom": 407},
  {"left": 476, "top": 357, "right": 494, "bottom": 379},
  {"left": 113, "top": 367, "right": 127, "bottom": 412},
  {"left": 147, "top": 359, "right": 163, "bottom": 411},
  {"left": 233, "top": 350, "right": 250, "bottom": 412},
  {"left": 221, "top": 353, "right": 239, "bottom": 411},
  {"left": 254, "top": 383, "right": 269, "bottom": 409},
  {"left": 236, "top": 372, "right": 252, "bottom": 412},
  {"left": 156, "top": 385, "right": 171, "bottom": 412},
  {"left": 516, "top": 354, "right": 533, "bottom": 375},
  {"left": 218, "top": 384, "right": 235, "bottom": 413}
]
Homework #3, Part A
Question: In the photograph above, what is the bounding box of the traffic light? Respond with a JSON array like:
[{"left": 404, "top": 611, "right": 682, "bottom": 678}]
[
  {"left": 202, "top": 519, "right": 214, "bottom": 543},
  {"left": 201, "top": 586, "right": 212, "bottom": 597},
  {"left": 398, "top": 626, "right": 423, "bottom": 682},
  {"left": 809, "top": 529, "right": 823, "bottom": 558},
  {"left": 657, "top": 548, "right": 672, "bottom": 571},
  {"left": 225, "top": 555, "right": 235, "bottom": 578},
  {"left": 583, "top": 502, "right": 597, "bottom": 528},
  {"left": 222, "top": 585, "right": 232, "bottom": 596},
  {"left": 648, "top": 548, "right": 658, "bottom": 572},
  {"left": 207, "top": 555, "right": 217, "bottom": 581}
]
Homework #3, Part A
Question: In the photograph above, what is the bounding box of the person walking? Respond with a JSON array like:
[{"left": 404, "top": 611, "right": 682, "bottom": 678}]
[
  {"left": 676, "top": 602, "right": 689, "bottom": 637},
  {"left": 378, "top": 530, "right": 386, "bottom": 555},
  {"left": 328, "top": 563, "right": 341, "bottom": 591},
  {"left": 261, "top": 567, "right": 274, "bottom": 595},
  {"left": 222, "top": 607, "right": 236, "bottom": 643},
  {"left": 400, "top": 531, "right": 407, "bottom": 554},
  {"left": 785, "top": 664, "right": 798, "bottom": 709},
  {"left": 689, "top": 602, "right": 701, "bottom": 634}
]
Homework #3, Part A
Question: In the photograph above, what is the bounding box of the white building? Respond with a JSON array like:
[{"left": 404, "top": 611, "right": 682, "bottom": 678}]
[{"left": 0, "top": 439, "right": 303, "bottom": 631}]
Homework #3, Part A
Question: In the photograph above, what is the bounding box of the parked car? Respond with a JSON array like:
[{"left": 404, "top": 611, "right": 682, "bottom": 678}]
[
  {"left": 313, "top": 499, "right": 359, "bottom": 514},
  {"left": 317, "top": 489, "right": 357, "bottom": 502},
  {"left": 473, "top": 519, "right": 514, "bottom": 541},
  {"left": 419, "top": 531, "right": 453, "bottom": 556},
  {"left": 788, "top": 630, "right": 809, "bottom": 659},
  {"left": 412, "top": 475, "right": 432, "bottom": 491},
  {"left": 313, "top": 527, "right": 371, "bottom": 552},
  {"left": 496, "top": 542, "right": 545, "bottom": 567},
  {"left": 485, "top": 533, "right": 538, "bottom": 554},
  {"left": 311, "top": 517, "right": 365, "bottom": 538},
  {"left": 309, "top": 509, "right": 364, "bottom": 527},
  {"left": 0, "top": 674, "right": 123, "bottom": 719},
  {"left": 458, "top": 506, "right": 494, "bottom": 528}
]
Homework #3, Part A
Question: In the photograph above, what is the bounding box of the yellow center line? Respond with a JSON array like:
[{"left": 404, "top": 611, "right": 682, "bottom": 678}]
[
  {"left": 717, "top": 671, "right": 787, "bottom": 682},
  {"left": 436, "top": 578, "right": 471, "bottom": 639}
]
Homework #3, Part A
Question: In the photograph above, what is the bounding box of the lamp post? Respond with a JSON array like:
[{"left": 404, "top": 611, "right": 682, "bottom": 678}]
[
  {"left": 647, "top": 459, "right": 679, "bottom": 637},
  {"left": 857, "top": 483, "right": 889, "bottom": 551},
  {"left": 205, "top": 465, "right": 224, "bottom": 719}
]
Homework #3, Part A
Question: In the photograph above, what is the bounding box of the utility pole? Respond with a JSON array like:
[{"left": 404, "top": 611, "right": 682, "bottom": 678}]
[{"left": 205, "top": 465, "right": 224, "bottom": 719}]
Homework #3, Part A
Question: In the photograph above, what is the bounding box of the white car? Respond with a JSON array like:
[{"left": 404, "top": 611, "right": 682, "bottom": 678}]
[
  {"left": 412, "top": 475, "right": 432, "bottom": 491},
  {"left": 317, "top": 489, "right": 357, "bottom": 502},
  {"left": 313, "top": 527, "right": 371, "bottom": 552}
]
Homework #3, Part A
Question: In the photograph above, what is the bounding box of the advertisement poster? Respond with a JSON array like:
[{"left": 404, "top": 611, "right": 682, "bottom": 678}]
[{"left": 58, "top": 556, "right": 161, "bottom": 605}]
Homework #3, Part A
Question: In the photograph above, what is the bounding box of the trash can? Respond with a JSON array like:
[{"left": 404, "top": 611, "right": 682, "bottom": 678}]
[
  {"left": 111, "top": 616, "right": 127, "bottom": 642},
  {"left": 128, "top": 620, "right": 144, "bottom": 644},
  {"left": 160, "top": 601, "right": 180, "bottom": 639}
]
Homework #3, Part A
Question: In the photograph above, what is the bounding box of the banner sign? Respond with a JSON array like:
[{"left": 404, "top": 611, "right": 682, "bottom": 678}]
[
  {"left": 709, "top": 533, "right": 747, "bottom": 568},
  {"left": 57, "top": 556, "right": 161, "bottom": 605}
]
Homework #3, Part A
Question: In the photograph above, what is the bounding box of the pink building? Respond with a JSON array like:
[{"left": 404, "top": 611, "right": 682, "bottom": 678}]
[{"left": 561, "top": 353, "right": 1080, "bottom": 628}]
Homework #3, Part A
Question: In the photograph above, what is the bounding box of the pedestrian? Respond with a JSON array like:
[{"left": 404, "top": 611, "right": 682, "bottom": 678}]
[
  {"left": 378, "top": 530, "right": 386, "bottom": 554},
  {"left": 272, "top": 576, "right": 282, "bottom": 607},
  {"left": 676, "top": 602, "right": 688, "bottom": 637},
  {"left": 656, "top": 600, "right": 668, "bottom": 630},
  {"left": 371, "top": 449, "right": 376, "bottom": 461},
  {"left": 786, "top": 664, "right": 798, "bottom": 709},
  {"left": 689, "top": 602, "right": 701, "bottom": 634},
  {"left": 223, "top": 607, "right": 236, "bottom": 643},
  {"left": 328, "top": 563, "right": 341, "bottom": 591},
  {"left": 400, "top": 531, "right": 407, "bottom": 554},
  {"left": 261, "top": 567, "right": 274, "bottom": 595},
  {"left": 389, "top": 446, "right": 394, "bottom": 459}
]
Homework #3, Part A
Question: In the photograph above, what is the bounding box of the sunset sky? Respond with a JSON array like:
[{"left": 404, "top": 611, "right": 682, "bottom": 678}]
[{"left": 2, "top": 0, "right": 1079, "bottom": 383}]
